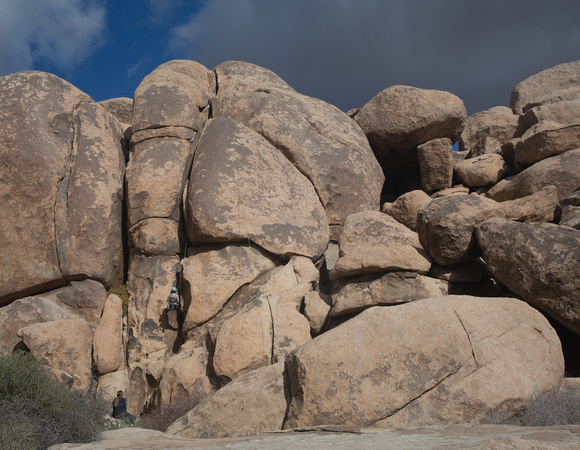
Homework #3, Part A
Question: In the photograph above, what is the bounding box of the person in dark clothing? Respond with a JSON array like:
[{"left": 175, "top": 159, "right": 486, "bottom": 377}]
[
  {"left": 167, "top": 287, "right": 180, "bottom": 311},
  {"left": 112, "top": 390, "right": 135, "bottom": 423}
]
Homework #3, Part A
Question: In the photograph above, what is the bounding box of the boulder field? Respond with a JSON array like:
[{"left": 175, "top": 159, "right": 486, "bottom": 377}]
[{"left": 1, "top": 59, "right": 579, "bottom": 438}]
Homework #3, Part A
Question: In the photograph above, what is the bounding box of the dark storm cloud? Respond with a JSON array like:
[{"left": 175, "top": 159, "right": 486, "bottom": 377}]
[{"left": 170, "top": 0, "right": 580, "bottom": 115}]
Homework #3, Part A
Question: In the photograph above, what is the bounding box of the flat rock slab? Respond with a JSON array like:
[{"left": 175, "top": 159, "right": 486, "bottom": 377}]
[{"left": 49, "top": 424, "right": 580, "bottom": 449}]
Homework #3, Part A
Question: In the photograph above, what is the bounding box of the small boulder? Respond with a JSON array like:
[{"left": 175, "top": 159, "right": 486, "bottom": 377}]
[
  {"left": 515, "top": 121, "right": 580, "bottom": 166},
  {"left": 387, "top": 190, "right": 432, "bottom": 232},
  {"left": 303, "top": 291, "right": 331, "bottom": 335},
  {"left": 454, "top": 154, "right": 510, "bottom": 188},
  {"left": 330, "top": 211, "right": 432, "bottom": 280},
  {"left": 417, "top": 195, "right": 504, "bottom": 265},
  {"left": 93, "top": 294, "right": 124, "bottom": 375},
  {"left": 417, "top": 138, "right": 454, "bottom": 193},
  {"left": 520, "top": 98, "right": 580, "bottom": 129},
  {"left": 459, "top": 106, "right": 521, "bottom": 154},
  {"left": 500, "top": 185, "right": 559, "bottom": 223}
]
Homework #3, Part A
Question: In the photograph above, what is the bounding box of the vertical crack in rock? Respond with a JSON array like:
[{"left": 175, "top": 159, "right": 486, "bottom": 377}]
[{"left": 454, "top": 310, "right": 480, "bottom": 369}]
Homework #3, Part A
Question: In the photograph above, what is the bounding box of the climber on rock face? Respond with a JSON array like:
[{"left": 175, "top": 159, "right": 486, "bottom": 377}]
[{"left": 167, "top": 287, "right": 180, "bottom": 312}]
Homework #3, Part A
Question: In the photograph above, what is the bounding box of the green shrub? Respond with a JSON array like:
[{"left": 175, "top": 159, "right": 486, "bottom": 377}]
[
  {"left": 484, "top": 387, "right": 580, "bottom": 426},
  {"left": 0, "top": 351, "right": 107, "bottom": 449},
  {"left": 107, "top": 284, "right": 130, "bottom": 317}
]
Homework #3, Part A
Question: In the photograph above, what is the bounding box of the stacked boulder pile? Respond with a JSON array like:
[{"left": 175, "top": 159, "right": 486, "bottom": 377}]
[{"left": 0, "top": 59, "right": 578, "bottom": 437}]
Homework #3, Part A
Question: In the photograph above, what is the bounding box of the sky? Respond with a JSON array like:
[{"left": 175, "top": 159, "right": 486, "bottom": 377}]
[{"left": 0, "top": 0, "right": 579, "bottom": 116}]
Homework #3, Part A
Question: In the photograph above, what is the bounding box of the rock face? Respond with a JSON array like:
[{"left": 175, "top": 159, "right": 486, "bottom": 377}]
[
  {"left": 213, "top": 61, "right": 384, "bottom": 231},
  {"left": 454, "top": 154, "right": 510, "bottom": 188},
  {"left": 0, "top": 71, "right": 124, "bottom": 305},
  {"left": 168, "top": 362, "right": 287, "bottom": 439},
  {"left": 459, "top": 106, "right": 521, "bottom": 154},
  {"left": 284, "top": 296, "right": 563, "bottom": 429},
  {"left": 514, "top": 121, "right": 580, "bottom": 167},
  {"left": 417, "top": 138, "right": 454, "bottom": 193},
  {"left": 355, "top": 85, "right": 466, "bottom": 168},
  {"left": 185, "top": 117, "right": 330, "bottom": 260},
  {"left": 331, "top": 211, "right": 432, "bottom": 280},
  {"left": 417, "top": 195, "right": 504, "bottom": 266},
  {"left": 387, "top": 190, "right": 432, "bottom": 232},
  {"left": 476, "top": 218, "right": 580, "bottom": 335},
  {"left": 93, "top": 294, "right": 124, "bottom": 375},
  {"left": 486, "top": 149, "right": 580, "bottom": 201},
  {"left": 18, "top": 318, "right": 93, "bottom": 391},
  {"left": 510, "top": 60, "right": 580, "bottom": 114}
]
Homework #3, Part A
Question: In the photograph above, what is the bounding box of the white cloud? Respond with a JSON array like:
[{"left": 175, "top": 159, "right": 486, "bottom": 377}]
[{"left": 0, "top": 0, "right": 106, "bottom": 76}]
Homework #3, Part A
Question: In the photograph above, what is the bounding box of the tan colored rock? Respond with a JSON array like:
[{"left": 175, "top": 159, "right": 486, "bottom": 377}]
[
  {"left": 331, "top": 211, "right": 431, "bottom": 280},
  {"left": 213, "top": 61, "right": 384, "bottom": 228},
  {"left": 560, "top": 206, "right": 580, "bottom": 229},
  {"left": 515, "top": 121, "right": 580, "bottom": 166},
  {"left": 417, "top": 138, "right": 454, "bottom": 193},
  {"left": 355, "top": 85, "right": 466, "bottom": 166},
  {"left": 454, "top": 154, "right": 510, "bottom": 188},
  {"left": 468, "top": 136, "right": 504, "bottom": 159},
  {"left": 432, "top": 185, "right": 470, "bottom": 198},
  {"left": 96, "top": 369, "right": 129, "bottom": 404},
  {"left": 520, "top": 98, "right": 580, "bottom": 130},
  {"left": 129, "top": 218, "right": 182, "bottom": 256},
  {"left": 212, "top": 257, "right": 316, "bottom": 383},
  {"left": 486, "top": 149, "right": 580, "bottom": 202},
  {"left": 0, "top": 296, "right": 74, "bottom": 353},
  {"left": 284, "top": 296, "right": 564, "bottom": 429},
  {"left": 0, "top": 71, "right": 124, "bottom": 304},
  {"left": 53, "top": 280, "right": 109, "bottom": 328},
  {"left": 417, "top": 195, "right": 504, "bottom": 265},
  {"left": 126, "top": 136, "right": 194, "bottom": 228},
  {"left": 158, "top": 342, "right": 214, "bottom": 407},
  {"left": 525, "top": 85, "right": 580, "bottom": 112},
  {"left": 181, "top": 244, "right": 277, "bottom": 333},
  {"left": 133, "top": 60, "right": 215, "bottom": 133},
  {"left": 98, "top": 97, "right": 133, "bottom": 124},
  {"left": 93, "top": 294, "right": 124, "bottom": 375},
  {"left": 185, "top": 117, "right": 330, "bottom": 260},
  {"left": 429, "top": 260, "right": 484, "bottom": 283},
  {"left": 303, "top": 291, "right": 331, "bottom": 334},
  {"left": 212, "top": 297, "right": 273, "bottom": 384},
  {"left": 476, "top": 218, "right": 580, "bottom": 335},
  {"left": 510, "top": 60, "right": 580, "bottom": 114},
  {"left": 56, "top": 102, "right": 126, "bottom": 288},
  {"left": 459, "top": 106, "right": 520, "bottom": 154},
  {"left": 500, "top": 185, "right": 558, "bottom": 223},
  {"left": 331, "top": 272, "right": 449, "bottom": 316},
  {"left": 168, "top": 362, "right": 287, "bottom": 439},
  {"left": 18, "top": 318, "right": 93, "bottom": 391}
]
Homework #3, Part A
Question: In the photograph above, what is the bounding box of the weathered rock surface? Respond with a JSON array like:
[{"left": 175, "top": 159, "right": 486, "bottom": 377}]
[
  {"left": 331, "top": 272, "right": 449, "bottom": 316},
  {"left": 284, "top": 296, "right": 564, "bottom": 429},
  {"left": 459, "top": 106, "right": 521, "bottom": 154},
  {"left": 355, "top": 85, "right": 466, "bottom": 168},
  {"left": 213, "top": 61, "right": 384, "bottom": 230},
  {"left": 185, "top": 117, "right": 329, "bottom": 260},
  {"left": 303, "top": 291, "right": 331, "bottom": 334},
  {"left": 168, "top": 362, "right": 287, "bottom": 439},
  {"left": 486, "top": 149, "right": 580, "bottom": 201},
  {"left": 331, "top": 211, "right": 432, "bottom": 280},
  {"left": 417, "top": 195, "right": 504, "bottom": 265},
  {"left": 387, "top": 190, "right": 432, "bottom": 232},
  {"left": 417, "top": 138, "right": 454, "bottom": 193},
  {"left": 129, "top": 218, "right": 183, "bottom": 256},
  {"left": 18, "top": 318, "right": 93, "bottom": 391},
  {"left": 98, "top": 97, "right": 133, "bottom": 125},
  {"left": 510, "top": 60, "right": 580, "bottom": 114},
  {"left": 93, "top": 294, "right": 124, "bottom": 375},
  {"left": 158, "top": 342, "right": 214, "bottom": 407},
  {"left": 181, "top": 245, "right": 277, "bottom": 333},
  {"left": 0, "top": 71, "right": 125, "bottom": 304},
  {"left": 500, "top": 185, "right": 558, "bottom": 223},
  {"left": 133, "top": 60, "right": 215, "bottom": 133},
  {"left": 515, "top": 121, "right": 580, "bottom": 166},
  {"left": 212, "top": 257, "right": 316, "bottom": 383},
  {"left": 454, "top": 154, "right": 510, "bottom": 188},
  {"left": 520, "top": 98, "right": 580, "bottom": 129},
  {"left": 476, "top": 218, "right": 580, "bottom": 335}
]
